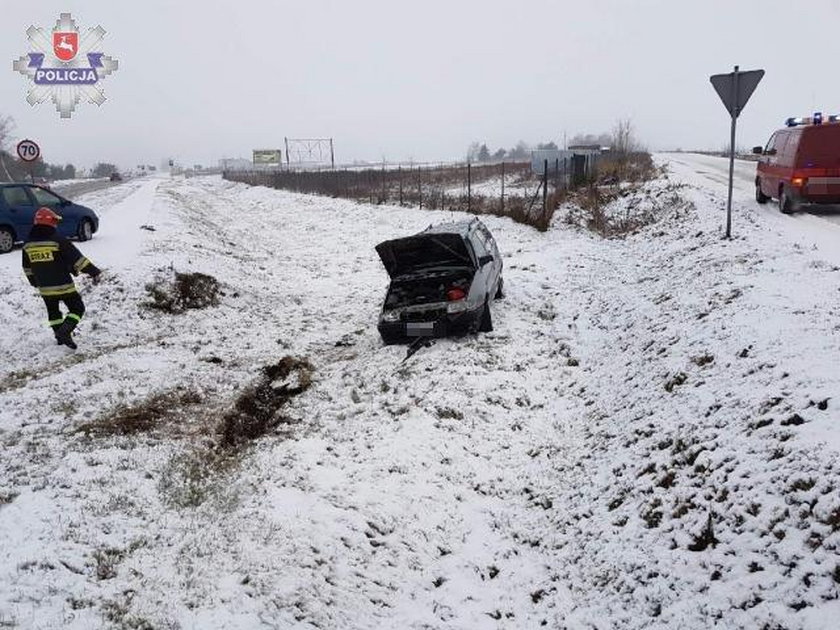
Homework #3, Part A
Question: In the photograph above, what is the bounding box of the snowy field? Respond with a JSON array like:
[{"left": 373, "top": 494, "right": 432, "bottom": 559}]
[{"left": 1, "top": 155, "right": 839, "bottom": 629}]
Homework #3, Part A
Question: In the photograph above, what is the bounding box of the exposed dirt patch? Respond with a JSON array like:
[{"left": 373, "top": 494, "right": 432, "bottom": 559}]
[
  {"left": 153, "top": 356, "right": 314, "bottom": 509},
  {"left": 77, "top": 389, "right": 203, "bottom": 438},
  {"left": 217, "top": 356, "right": 313, "bottom": 451},
  {"left": 0, "top": 369, "right": 37, "bottom": 394},
  {"left": 144, "top": 269, "right": 220, "bottom": 313}
]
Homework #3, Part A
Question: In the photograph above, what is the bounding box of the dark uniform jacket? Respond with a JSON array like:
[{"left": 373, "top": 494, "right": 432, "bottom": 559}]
[{"left": 22, "top": 225, "right": 101, "bottom": 297}]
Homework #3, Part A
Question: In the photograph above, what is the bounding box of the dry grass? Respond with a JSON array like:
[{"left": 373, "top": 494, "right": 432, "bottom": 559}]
[
  {"left": 144, "top": 270, "right": 220, "bottom": 314},
  {"left": 598, "top": 152, "right": 659, "bottom": 184},
  {"left": 157, "top": 356, "right": 314, "bottom": 509},
  {"left": 78, "top": 356, "right": 314, "bottom": 508},
  {"left": 77, "top": 389, "right": 202, "bottom": 438}
]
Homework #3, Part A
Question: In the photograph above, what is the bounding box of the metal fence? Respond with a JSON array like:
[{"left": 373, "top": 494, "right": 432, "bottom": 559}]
[
  {"left": 223, "top": 161, "right": 528, "bottom": 208},
  {"left": 222, "top": 159, "right": 583, "bottom": 231}
]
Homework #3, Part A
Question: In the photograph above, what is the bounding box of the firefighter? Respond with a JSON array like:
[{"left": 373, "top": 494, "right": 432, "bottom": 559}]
[{"left": 22, "top": 207, "right": 102, "bottom": 350}]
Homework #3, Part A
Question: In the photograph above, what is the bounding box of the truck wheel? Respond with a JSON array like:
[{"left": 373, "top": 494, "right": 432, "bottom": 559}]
[
  {"left": 779, "top": 187, "right": 795, "bottom": 214},
  {"left": 755, "top": 180, "right": 769, "bottom": 204},
  {"left": 478, "top": 298, "right": 493, "bottom": 333},
  {"left": 0, "top": 227, "right": 15, "bottom": 254}
]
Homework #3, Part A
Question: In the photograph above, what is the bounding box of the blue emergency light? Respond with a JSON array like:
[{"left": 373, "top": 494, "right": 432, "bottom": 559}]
[{"left": 786, "top": 112, "right": 838, "bottom": 126}]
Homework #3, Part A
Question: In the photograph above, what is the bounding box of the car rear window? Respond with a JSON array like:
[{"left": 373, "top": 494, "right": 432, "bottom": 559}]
[{"left": 798, "top": 125, "right": 840, "bottom": 166}]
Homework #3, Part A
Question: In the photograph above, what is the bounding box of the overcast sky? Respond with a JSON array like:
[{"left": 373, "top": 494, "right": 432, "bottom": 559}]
[{"left": 3, "top": 0, "right": 840, "bottom": 170}]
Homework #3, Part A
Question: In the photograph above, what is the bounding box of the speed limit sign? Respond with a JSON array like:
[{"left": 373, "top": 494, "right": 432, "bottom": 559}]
[{"left": 16, "top": 139, "right": 40, "bottom": 162}]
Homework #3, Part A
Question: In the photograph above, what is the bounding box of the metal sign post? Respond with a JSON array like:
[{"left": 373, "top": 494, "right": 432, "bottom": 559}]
[
  {"left": 16, "top": 138, "right": 40, "bottom": 183},
  {"left": 710, "top": 66, "right": 764, "bottom": 238},
  {"left": 724, "top": 68, "right": 739, "bottom": 238}
]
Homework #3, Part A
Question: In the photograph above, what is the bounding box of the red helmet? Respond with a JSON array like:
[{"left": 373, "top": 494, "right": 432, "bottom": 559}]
[{"left": 34, "top": 207, "right": 62, "bottom": 227}]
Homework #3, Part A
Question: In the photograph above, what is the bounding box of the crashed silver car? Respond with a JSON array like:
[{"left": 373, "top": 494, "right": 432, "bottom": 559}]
[{"left": 375, "top": 218, "right": 504, "bottom": 344}]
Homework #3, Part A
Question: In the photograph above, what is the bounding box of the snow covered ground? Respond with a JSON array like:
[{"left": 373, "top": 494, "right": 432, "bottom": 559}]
[
  {"left": 0, "top": 156, "right": 838, "bottom": 629},
  {"left": 444, "top": 175, "right": 536, "bottom": 199}
]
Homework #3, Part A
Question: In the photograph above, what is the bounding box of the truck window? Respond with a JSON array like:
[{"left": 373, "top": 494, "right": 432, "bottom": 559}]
[
  {"left": 774, "top": 131, "right": 790, "bottom": 157},
  {"left": 783, "top": 132, "right": 801, "bottom": 162}
]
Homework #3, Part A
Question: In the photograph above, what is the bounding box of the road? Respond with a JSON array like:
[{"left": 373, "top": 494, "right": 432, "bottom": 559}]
[
  {"left": 661, "top": 152, "right": 840, "bottom": 267},
  {"left": 50, "top": 178, "right": 119, "bottom": 198},
  {"left": 663, "top": 151, "right": 840, "bottom": 226}
]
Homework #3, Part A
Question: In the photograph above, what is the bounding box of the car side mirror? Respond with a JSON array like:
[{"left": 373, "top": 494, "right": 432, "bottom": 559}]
[
  {"left": 765, "top": 148, "right": 776, "bottom": 156},
  {"left": 479, "top": 254, "right": 494, "bottom": 267},
  {"left": 752, "top": 146, "right": 763, "bottom": 155}
]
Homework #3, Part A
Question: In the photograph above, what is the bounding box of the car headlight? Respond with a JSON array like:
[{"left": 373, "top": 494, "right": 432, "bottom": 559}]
[{"left": 382, "top": 309, "right": 401, "bottom": 322}]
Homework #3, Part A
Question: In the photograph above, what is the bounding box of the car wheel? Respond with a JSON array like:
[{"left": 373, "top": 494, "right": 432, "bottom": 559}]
[
  {"left": 77, "top": 219, "right": 93, "bottom": 241},
  {"left": 755, "top": 180, "right": 769, "bottom": 204},
  {"left": 0, "top": 227, "right": 14, "bottom": 254},
  {"left": 779, "top": 187, "right": 795, "bottom": 214},
  {"left": 494, "top": 277, "right": 505, "bottom": 300},
  {"left": 478, "top": 297, "right": 493, "bottom": 333}
]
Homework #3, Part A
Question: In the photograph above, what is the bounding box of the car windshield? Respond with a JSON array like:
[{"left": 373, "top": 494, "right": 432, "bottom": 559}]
[{"left": 408, "top": 236, "right": 470, "bottom": 268}]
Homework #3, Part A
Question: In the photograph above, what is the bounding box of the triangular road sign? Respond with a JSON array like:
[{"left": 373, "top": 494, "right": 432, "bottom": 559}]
[{"left": 710, "top": 69, "right": 764, "bottom": 118}]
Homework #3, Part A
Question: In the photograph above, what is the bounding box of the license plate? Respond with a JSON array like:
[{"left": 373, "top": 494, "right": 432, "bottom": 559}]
[{"left": 406, "top": 322, "right": 434, "bottom": 336}]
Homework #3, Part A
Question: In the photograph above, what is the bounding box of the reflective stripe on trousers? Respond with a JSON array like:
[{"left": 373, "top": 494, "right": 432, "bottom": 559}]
[{"left": 38, "top": 283, "right": 77, "bottom": 297}]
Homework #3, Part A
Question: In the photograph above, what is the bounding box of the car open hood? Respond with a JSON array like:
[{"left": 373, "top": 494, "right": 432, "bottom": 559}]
[{"left": 375, "top": 233, "right": 474, "bottom": 278}]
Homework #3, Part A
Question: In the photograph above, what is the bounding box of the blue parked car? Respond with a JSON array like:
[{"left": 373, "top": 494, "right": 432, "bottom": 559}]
[{"left": 0, "top": 183, "right": 99, "bottom": 254}]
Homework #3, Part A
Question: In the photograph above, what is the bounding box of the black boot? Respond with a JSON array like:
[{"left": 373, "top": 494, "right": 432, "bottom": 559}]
[{"left": 55, "top": 317, "right": 79, "bottom": 350}]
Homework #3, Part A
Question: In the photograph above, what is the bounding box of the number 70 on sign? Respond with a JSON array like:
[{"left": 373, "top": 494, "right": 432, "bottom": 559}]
[{"left": 16, "top": 139, "right": 41, "bottom": 162}]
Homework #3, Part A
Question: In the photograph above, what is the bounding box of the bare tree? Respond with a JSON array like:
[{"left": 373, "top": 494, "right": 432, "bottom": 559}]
[
  {"left": 508, "top": 140, "right": 530, "bottom": 160},
  {"left": 569, "top": 132, "right": 612, "bottom": 148},
  {"left": 0, "top": 115, "right": 16, "bottom": 182},
  {"left": 612, "top": 118, "right": 640, "bottom": 156},
  {"left": 92, "top": 162, "right": 118, "bottom": 177},
  {"left": 466, "top": 141, "right": 481, "bottom": 162},
  {"left": 0, "top": 115, "right": 13, "bottom": 149}
]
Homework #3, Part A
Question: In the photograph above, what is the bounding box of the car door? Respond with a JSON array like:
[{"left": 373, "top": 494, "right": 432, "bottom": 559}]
[
  {"left": 476, "top": 224, "right": 502, "bottom": 297},
  {"left": 468, "top": 229, "right": 494, "bottom": 304},
  {"left": 28, "top": 186, "right": 74, "bottom": 237},
  {"left": 1, "top": 185, "right": 37, "bottom": 239}
]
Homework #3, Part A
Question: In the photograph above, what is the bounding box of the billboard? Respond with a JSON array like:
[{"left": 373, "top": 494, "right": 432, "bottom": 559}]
[{"left": 253, "top": 149, "right": 282, "bottom": 165}]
